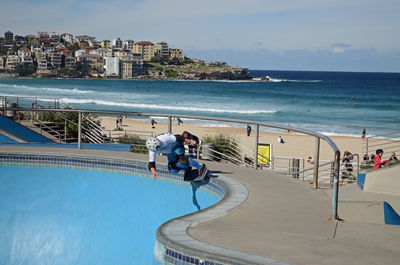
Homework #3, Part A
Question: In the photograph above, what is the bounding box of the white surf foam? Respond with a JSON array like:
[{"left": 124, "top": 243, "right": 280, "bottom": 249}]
[
  {"left": 0, "top": 83, "right": 95, "bottom": 94},
  {"left": 58, "top": 97, "right": 277, "bottom": 115}
]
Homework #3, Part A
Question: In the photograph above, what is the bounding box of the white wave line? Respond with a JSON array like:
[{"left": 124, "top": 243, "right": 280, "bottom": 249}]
[{"left": 59, "top": 97, "right": 276, "bottom": 114}]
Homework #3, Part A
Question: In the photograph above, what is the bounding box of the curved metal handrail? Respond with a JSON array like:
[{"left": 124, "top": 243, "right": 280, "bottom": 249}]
[{"left": 1, "top": 106, "right": 341, "bottom": 219}]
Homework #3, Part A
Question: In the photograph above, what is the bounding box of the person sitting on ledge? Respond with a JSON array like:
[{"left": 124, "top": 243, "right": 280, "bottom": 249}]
[
  {"left": 389, "top": 152, "right": 398, "bottom": 162},
  {"left": 373, "top": 149, "right": 388, "bottom": 169}
]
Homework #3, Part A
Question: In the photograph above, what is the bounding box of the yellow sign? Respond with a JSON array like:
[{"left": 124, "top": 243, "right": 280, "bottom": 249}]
[{"left": 258, "top": 144, "right": 270, "bottom": 165}]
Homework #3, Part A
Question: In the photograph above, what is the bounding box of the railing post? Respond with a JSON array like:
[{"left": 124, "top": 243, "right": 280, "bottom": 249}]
[
  {"left": 313, "top": 137, "right": 320, "bottom": 189},
  {"left": 253, "top": 124, "right": 259, "bottom": 170},
  {"left": 64, "top": 120, "right": 67, "bottom": 142},
  {"left": 366, "top": 138, "right": 368, "bottom": 157},
  {"left": 168, "top": 116, "right": 172, "bottom": 133},
  {"left": 332, "top": 151, "right": 341, "bottom": 220},
  {"left": 78, "top": 112, "right": 82, "bottom": 150}
]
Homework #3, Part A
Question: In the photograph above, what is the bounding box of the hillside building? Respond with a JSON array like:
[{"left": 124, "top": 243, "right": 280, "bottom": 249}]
[{"left": 133, "top": 41, "right": 155, "bottom": 61}]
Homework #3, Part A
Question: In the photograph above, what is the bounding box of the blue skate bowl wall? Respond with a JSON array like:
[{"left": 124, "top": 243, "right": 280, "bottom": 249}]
[
  {"left": 0, "top": 115, "right": 52, "bottom": 143},
  {"left": 0, "top": 152, "right": 224, "bottom": 265}
]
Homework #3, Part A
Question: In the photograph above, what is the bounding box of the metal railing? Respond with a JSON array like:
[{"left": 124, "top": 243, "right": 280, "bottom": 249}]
[
  {"left": 32, "top": 102, "right": 105, "bottom": 144},
  {"left": 364, "top": 131, "right": 400, "bottom": 159},
  {"left": 0, "top": 106, "right": 341, "bottom": 220},
  {"left": 31, "top": 117, "right": 63, "bottom": 143}
]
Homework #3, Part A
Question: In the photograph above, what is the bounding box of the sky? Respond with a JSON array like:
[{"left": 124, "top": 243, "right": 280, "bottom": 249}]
[{"left": 1, "top": 0, "right": 400, "bottom": 72}]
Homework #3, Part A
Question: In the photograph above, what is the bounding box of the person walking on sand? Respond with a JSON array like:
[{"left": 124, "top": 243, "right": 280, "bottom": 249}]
[
  {"left": 246, "top": 124, "right": 251, "bottom": 136},
  {"left": 361, "top": 129, "right": 366, "bottom": 140},
  {"left": 151, "top": 119, "right": 157, "bottom": 129},
  {"left": 177, "top": 117, "right": 183, "bottom": 125}
]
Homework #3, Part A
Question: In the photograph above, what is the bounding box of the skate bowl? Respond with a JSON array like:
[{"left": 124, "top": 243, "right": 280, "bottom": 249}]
[{"left": 0, "top": 152, "right": 222, "bottom": 265}]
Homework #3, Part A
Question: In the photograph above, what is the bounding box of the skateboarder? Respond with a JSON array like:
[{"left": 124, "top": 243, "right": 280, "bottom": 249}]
[{"left": 146, "top": 133, "right": 207, "bottom": 181}]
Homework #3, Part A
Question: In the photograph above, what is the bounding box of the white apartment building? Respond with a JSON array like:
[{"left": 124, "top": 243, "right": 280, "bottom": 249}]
[
  {"left": 156, "top": 42, "right": 169, "bottom": 57},
  {"left": 75, "top": 49, "right": 86, "bottom": 57},
  {"left": 31, "top": 44, "right": 42, "bottom": 53},
  {"left": 61, "top": 33, "right": 74, "bottom": 43},
  {"left": 18, "top": 48, "right": 32, "bottom": 59},
  {"left": 90, "top": 48, "right": 113, "bottom": 58},
  {"left": 38, "top": 59, "right": 48, "bottom": 70},
  {"left": 124, "top": 40, "right": 135, "bottom": 51},
  {"left": 112, "top": 38, "right": 123, "bottom": 49},
  {"left": 104, "top": 57, "right": 120, "bottom": 77},
  {"left": 50, "top": 51, "right": 62, "bottom": 69}
]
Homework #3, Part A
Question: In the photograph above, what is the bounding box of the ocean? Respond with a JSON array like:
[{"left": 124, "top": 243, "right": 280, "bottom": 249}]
[{"left": 0, "top": 70, "right": 399, "bottom": 138}]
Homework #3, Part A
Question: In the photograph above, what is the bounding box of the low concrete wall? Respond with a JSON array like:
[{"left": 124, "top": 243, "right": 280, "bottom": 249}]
[{"left": 364, "top": 166, "right": 400, "bottom": 196}]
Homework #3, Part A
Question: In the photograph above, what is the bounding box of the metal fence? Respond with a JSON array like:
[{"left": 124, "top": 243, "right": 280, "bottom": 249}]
[{"left": 364, "top": 131, "right": 400, "bottom": 160}]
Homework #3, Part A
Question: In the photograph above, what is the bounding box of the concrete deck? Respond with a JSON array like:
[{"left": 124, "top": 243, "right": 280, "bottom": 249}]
[{"left": 1, "top": 145, "right": 400, "bottom": 265}]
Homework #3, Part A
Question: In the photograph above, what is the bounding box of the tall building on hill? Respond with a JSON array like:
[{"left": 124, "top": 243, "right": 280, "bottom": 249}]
[
  {"left": 104, "top": 57, "right": 119, "bottom": 77},
  {"left": 101, "top": 40, "right": 111, "bottom": 49},
  {"left": 156, "top": 42, "right": 169, "bottom": 58},
  {"left": 4, "top": 31, "right": 14, "bottom": 46},
  {"left": 133, "top": 41, "right": 155, "bottom": 61},
  {"left": 4, "top": 31, "right": 14, "bottom": 41},
  {"left": 112, "top": 38, "right": 123, "bottom": 49},
  {"left": 61, "top": 33, "right": 74, "bottom": 44},
  {"left": 120, "top": 54, "right": 143, "bottom": 79},
  {"left": 124, "top": 40, "right": 135, "bottom": 51}
]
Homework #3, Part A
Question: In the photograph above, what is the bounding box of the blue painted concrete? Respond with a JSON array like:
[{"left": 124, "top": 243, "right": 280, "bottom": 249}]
[
  {"left": 0, "top": 142, "right": 131, "bottom": 152},
  {"left": 357, "top": 173, "right": 366, "bottom": 190},
  {"left": 0, "top": 133, "right": 18, "bottom": 143},
  {"left": 383, "top": 202, "right": 400, "bottom": 225},
  {"left": 0, "top": 165, "right": 219, "bottom": 265},
  {"left": 0, "top": 115, "right": 52, "bottom": 143}
]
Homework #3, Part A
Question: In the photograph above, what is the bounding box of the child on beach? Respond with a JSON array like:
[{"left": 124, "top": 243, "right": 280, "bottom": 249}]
[{"left": 373, "top": 149, "right": 388, "bottom": 169}]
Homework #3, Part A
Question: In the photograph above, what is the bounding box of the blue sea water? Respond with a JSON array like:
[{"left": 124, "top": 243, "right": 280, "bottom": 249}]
[
  {"left": 0, "top": 165, "right": 219, "bottom": 265},
  {"left": 0, "top": 70, "right": 399, "bottom": 137}
]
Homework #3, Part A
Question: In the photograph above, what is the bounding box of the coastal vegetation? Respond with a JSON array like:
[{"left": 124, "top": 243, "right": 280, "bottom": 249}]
[
  {"left": 118, "top": 136, "right": 148, "bottom": 154},
  {"left": 201, "top": 134, "right": 242, "bottom": 163}
]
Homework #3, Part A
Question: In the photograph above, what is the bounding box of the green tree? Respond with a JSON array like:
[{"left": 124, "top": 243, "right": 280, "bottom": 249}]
[
  {"left": 165, "top": 69, "right": 178, "bottom": 78},
  {"left": 68, "top": 43, "right": 80, "bottom": 53},
  {"left": 14, "top": 64, "right": 36, "bottom": 76},
  {"left": 0, "top": 48, "right": 8, "bottom": 56}
]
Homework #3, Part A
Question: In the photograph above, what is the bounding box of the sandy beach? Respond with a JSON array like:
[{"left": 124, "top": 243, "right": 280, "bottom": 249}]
[{"left": 100, "top": 116, "right": 365, "bottom": 162}]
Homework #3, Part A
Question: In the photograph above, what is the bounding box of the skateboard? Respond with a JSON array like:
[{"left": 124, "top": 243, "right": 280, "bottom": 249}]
[{"left": 184, "top": 164, "right": 208, "bottom": 182}]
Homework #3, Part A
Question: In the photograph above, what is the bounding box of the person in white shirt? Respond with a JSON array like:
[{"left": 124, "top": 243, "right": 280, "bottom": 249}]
[
  {"left": 146, "top": 133, "right": 204, "bottom": 179},
  {"left": 278, "top": 136, "right": 285, "bottom": 143}
]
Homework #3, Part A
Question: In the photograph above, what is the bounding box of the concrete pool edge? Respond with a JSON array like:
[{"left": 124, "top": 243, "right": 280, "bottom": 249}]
[{"left": 155, "top": 174, "right": 289, "bottom": 265}]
